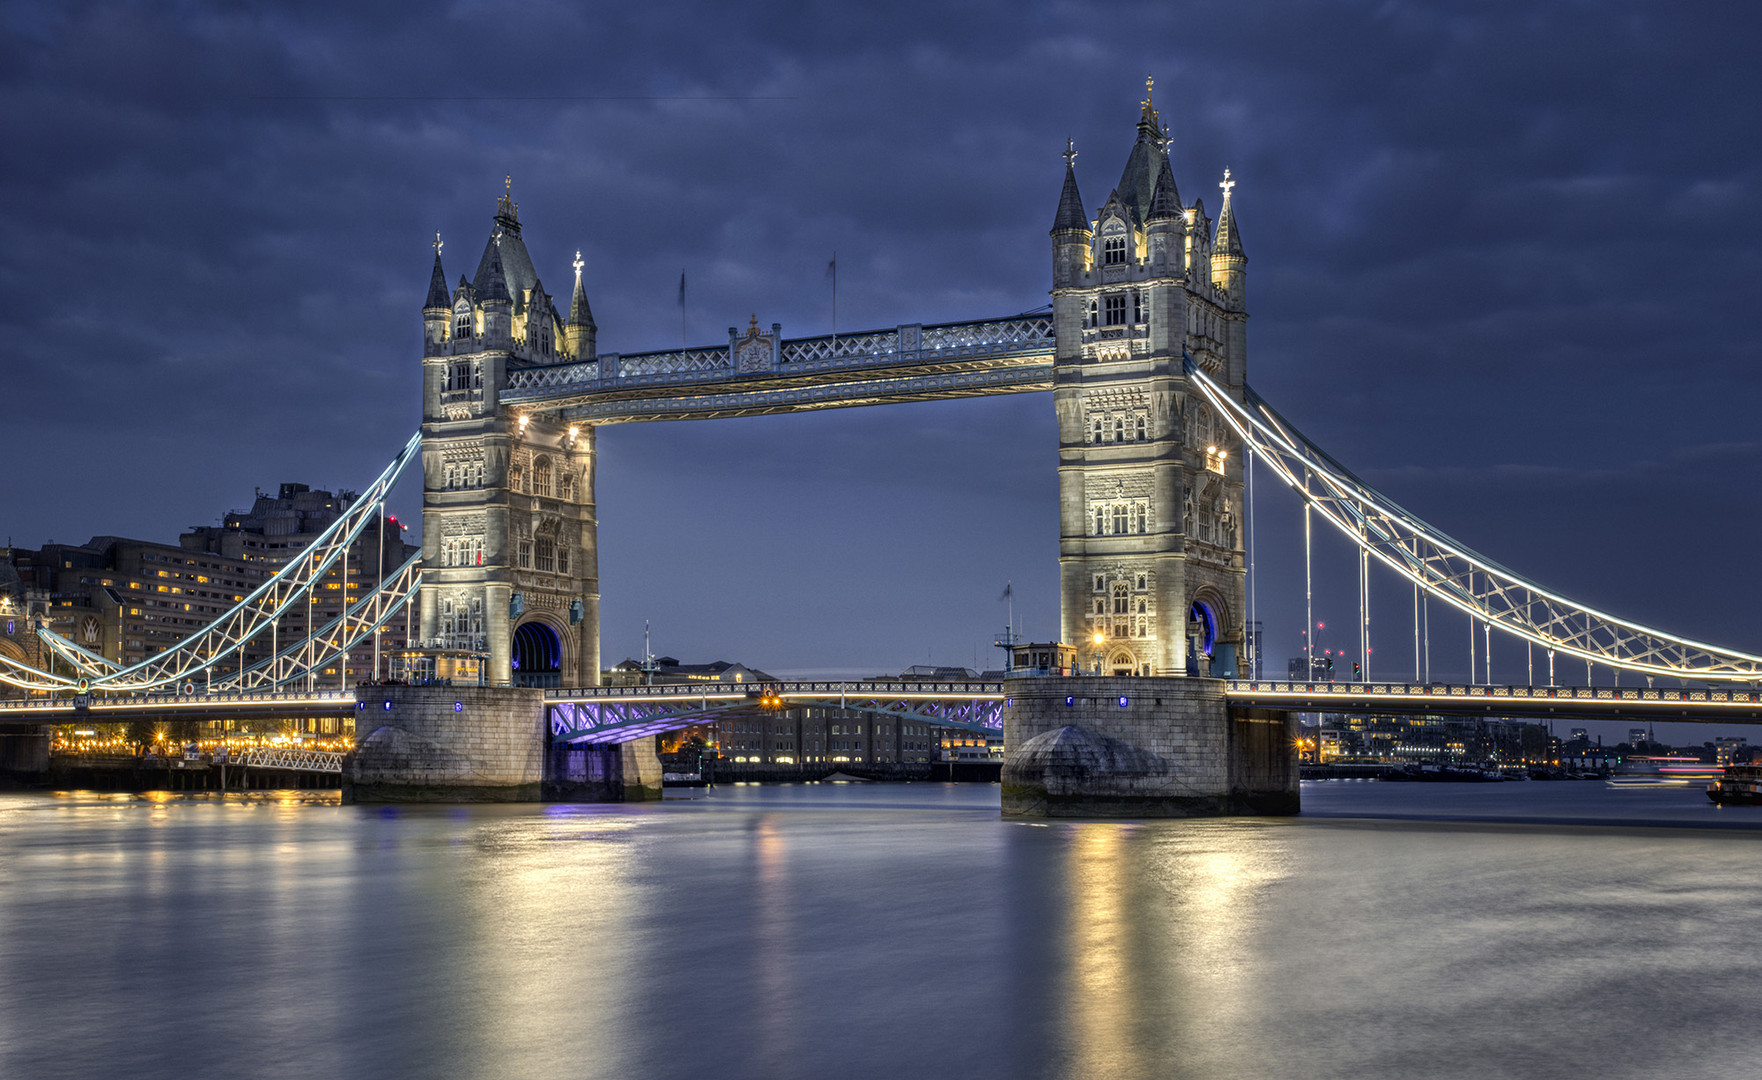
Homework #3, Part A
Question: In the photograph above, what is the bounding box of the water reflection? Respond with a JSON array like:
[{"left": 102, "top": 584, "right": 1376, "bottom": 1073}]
[{"left": 5, "top": 784, "right": 1762, "bottom": 1080}]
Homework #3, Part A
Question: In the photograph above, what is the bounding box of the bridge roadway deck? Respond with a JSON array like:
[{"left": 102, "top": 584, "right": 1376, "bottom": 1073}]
[
  {"left": 0, "top": 690, "right": 355, "bottom": 723},
  {"left": 1224, "top": 680, "right": 1762, "bottom": 723},
  {"left": 7, "top": 677, "right": 1758, "bottom": 733},
  {"left": 500, "top": 315, "right": 1054, "bottom": 423}
]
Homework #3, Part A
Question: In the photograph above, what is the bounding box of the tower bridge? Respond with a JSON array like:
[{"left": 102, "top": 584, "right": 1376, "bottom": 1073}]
[{"left": 7, "top": 82, "right": 1762, "bottom": 812}]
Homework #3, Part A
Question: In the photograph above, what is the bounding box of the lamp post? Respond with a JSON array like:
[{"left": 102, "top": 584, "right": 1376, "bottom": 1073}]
[{"left": 1091, "top": 631, "right": 1106, "bottom": 676}]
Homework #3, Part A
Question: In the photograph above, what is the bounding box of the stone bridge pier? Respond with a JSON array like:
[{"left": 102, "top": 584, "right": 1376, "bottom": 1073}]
[
  {"left": 1001, "top": 676, "right": 1297, "bottom": 817},
  {"left": 344, "top": 684, "right": 660, "bottom": 803}
]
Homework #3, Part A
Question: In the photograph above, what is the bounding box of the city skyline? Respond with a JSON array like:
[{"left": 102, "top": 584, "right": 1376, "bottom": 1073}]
[{"left": 3, "top": 2, "right": 1759, "bottom": 688}]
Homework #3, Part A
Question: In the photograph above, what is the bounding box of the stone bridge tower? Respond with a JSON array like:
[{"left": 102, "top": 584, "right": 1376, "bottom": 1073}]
[
  {"left": 418, "top": 184, "right": 600, "bottom": 688},
  {"left": 1052, "top": 81, "right": 1249, "bottom": 677}
]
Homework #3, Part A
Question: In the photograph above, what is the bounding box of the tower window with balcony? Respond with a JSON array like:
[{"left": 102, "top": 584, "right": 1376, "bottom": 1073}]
[
  {"left": 1104, "top": 294, "right": 1127, "bottom": 326},
  {"left": 1103, "top": 235, "right": 1127, "bottom": 265}
]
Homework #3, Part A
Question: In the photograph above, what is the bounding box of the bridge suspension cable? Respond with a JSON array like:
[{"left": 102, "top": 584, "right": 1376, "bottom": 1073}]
[
  {"left": 2, "top": 432, "right": 423, "bottom": 694},
  {"left": 1185, "top": 358, "right": 1762, "bottom": 684}
]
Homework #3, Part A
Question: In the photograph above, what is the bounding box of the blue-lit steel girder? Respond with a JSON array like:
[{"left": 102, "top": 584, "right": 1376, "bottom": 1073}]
[{"left": 546, "top": 682, "right": 1006, "bottom": 744}]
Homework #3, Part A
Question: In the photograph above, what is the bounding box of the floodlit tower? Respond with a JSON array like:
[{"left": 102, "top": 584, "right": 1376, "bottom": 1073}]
[
  {"left": 1052, "top": 78, "right": 1249, "bottom": 677},
  {"left": 418, "top": 181, "right": 600, "bottom": 688}
]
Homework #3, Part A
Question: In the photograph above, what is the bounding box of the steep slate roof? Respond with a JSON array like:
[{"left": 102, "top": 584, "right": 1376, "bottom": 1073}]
[
  {"left": 1215, "top": 193, "right": 1246, "bottom": 257},
  {"left": 1147, "top": 154, "right": 1183, "bottom": 222},
  {"left": 567, "top": 274, "right": 595, "bottom": 328},
  {"left": 424, "top": 251, "right": 450, "bottom": 309},
  {"left": 477, "top": 240, "right": 511, "bottom": 304},
  {"left": 1051, "top": 164, "right": 1088, "bottom": 233},
  {"left": 1113, "top": 96, "right": 1166, "bottom": 226}
]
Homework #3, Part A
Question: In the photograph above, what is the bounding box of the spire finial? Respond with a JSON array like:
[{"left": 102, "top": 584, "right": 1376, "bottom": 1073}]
[
  {"left": 505, "top": 174, "right": 512, "bottom": 195},
  {"left": 1143, "top": 74, "right": 1155, "bottom": 113},
  {"left": 1220, "top": 167, "right": 1235, "bottom": 202},
  {"left": 572, "top": 250, "right": 584, "bottom": 282},
  {"left": 749, "top": 313, "right": 759, "bottom": 334},
  {"left": 1062, "top": 137, "right": 1077, "bottom": 169},
  {"left": 433, "top": 231, "right": 443, "bottom": 256}
]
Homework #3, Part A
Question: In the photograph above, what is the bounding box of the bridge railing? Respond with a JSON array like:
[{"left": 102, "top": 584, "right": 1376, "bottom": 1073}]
[
  {"left": 0, "top": 689, "right": 354, "bottom": 713},
  {"left": 549, "top": 680, "right": 1007, "bottom": 701},
  {"left": 1225, "top": 680, "right": 1762, "bottom": 704}
]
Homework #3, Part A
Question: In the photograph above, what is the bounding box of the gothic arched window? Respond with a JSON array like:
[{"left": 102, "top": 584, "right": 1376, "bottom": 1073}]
[
  {"left": 535, "top": 536, "right": 555, "bottom": 573},
  {"left": 533, "top": 457, "right": 553, "bottom": 498},
  {"left": 1092, "top": 418, "right": 1103, "bottom": 444},
  {"left": 1114, "top": 418, "right": 1125, "bottom": 441},
  {"left": 1103, "top": 235, "right": 1127, "bottom": 265},
  {"left": 1094, "top": 507, "right": 1106, "bottom": 535},
  {"left": 1135, "top": 416, "right": 1147, "bottom": 441}
]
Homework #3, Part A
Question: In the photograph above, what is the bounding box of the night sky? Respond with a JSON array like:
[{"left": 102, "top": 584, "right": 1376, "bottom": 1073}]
[{"left": 4, "top": 2, "right": 1759, "bottom": 729}]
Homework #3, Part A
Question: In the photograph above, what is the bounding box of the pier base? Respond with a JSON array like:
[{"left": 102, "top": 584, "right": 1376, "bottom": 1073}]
[
  {"left": 346, "top": 685, "right": 546, "bottom": 803},
  {"left": 345, "top": 684, "right": 664, "bottom": 803},
  {"left": 1001, "top": 676, "right": 1298, "bottom": 818}
]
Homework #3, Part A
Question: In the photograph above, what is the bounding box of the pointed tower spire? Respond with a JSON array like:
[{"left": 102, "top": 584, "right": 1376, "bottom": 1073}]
[
  {"left": 424, "top": 232, "right": 450, "bottom": 310},
  {"left": 480, "top": 232, "right": 512, "bottom": 303},
  {"left": 1051, "top": 138, "right": 1088, "bottom": 233},
  {"left": 1147, "top": 153, "right": 1183, "bottom": 222},
  {"left": 1214, "top": 168, "right": 1245, "bottom": 257},
  {"left": 564, "top": 250, "right": 597, "bottom": 360}
]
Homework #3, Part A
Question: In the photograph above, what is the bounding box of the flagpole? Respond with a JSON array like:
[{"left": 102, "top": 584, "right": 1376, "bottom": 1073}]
[
  {"left": 679, "top": 270, "right": 686, "bottom": 348},
  {"left": 830, "top": 251, "right": 837, "bottom": 352}
]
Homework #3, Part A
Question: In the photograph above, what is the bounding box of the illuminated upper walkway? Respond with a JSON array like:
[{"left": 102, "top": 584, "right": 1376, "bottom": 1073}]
[{"left": 500, "top": 315, "right": 1054, "bottom": 423}]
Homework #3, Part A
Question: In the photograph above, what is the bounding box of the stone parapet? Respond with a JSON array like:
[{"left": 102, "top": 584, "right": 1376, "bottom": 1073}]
[{"left": 1001, "top": 675, "right": 1297, "bottom": 817}]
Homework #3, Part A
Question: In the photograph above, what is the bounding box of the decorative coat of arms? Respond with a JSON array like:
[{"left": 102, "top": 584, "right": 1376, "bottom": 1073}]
[{"left": 734, "top": 315, "right": 774, "bottom": 374}]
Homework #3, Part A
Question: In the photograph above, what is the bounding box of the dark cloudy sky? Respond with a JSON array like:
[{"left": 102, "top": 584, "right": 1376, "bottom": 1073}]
[{"left": 4, "top": 1, "right": 1760, "bottom": 724}]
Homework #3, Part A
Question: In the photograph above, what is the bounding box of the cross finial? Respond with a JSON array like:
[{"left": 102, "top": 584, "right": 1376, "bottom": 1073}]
[
  {"left": 433, "top": 231, "right": 443, "bottom": 256},
  {"left": 749, "top": 313, "right": 759, "bottom": 334},
  {"left": 1220, "top": 167, "right": 1236, "bottom": 201},
  {"left": 1143, "top": 74, "right": 1155, "bottom": 111},
  {"left": 1062, "top": 137, "right": 1077, "bottom": 169},
  {"left": 572, "top": 250, "right": 584, "bottom": 281}
]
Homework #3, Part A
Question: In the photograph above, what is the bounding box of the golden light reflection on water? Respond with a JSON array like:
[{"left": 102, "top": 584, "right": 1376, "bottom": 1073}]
[{"left": 1058, "top": 820, "right": 1295, "bottom": 1079}]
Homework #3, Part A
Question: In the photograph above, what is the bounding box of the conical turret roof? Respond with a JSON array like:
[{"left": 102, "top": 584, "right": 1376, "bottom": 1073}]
[
  {"left": 1052, "top": 163, "right": 1088, "bottom": 234},
  {"left": 1147, "top": 153, "right": 1183, "bottom": 222},
  {"left": 567, "top": 273, "right": 596, "bottom": 329},
  {"left": 424, "top": 249, "right": 450, "bottom": 310},
  {"left": 1215, "top": 171, "right": 1245, "bottom": 258},
  {"left": 478, "top": 239, "right": 511, "bottom": 304}
]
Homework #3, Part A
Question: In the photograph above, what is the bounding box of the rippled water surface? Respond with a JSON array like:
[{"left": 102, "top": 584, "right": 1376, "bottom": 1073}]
[{"left": 2, "top": 780, "right": 1759, "bottom": 1080}]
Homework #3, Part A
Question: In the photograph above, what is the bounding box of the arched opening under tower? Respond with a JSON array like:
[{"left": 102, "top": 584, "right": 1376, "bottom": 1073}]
[
  {"left": 1188, "top": 601, "right": 1218, "bottom": 675},
  {"left": 511, "top": 621, "right": 562, "bottom": 689},
  {"left": 1106, "top": 648, "right": 1138, "bottom": 677}
]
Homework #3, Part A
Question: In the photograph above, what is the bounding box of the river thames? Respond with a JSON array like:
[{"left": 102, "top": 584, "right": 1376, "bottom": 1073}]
[{"left": 2, "top": 781, "right": 1758, "bottom": 1080}]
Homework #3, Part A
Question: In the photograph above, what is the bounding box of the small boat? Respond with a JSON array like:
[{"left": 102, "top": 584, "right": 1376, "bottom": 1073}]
[{"left": 1707, "top": 764, "right": 1762, "bottom": 806}]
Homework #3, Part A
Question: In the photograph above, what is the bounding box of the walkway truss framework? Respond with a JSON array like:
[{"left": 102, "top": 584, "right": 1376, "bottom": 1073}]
[
  {"left": 547, "top": 682, "right": 1006, "bottom": 745},
  {"left": 1185, "top": 358, "right": 1762, "bottom": 684}
]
